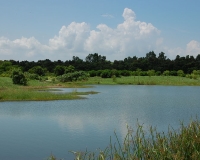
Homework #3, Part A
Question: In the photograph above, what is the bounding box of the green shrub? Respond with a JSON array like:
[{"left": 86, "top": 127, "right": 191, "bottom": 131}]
[
  {"left": 11, "top": 69, "right": 27, "bottom": 85},
  {"left": 57, "top": 71, "right": 89, "bottom": 82},
  {"left": 100, "top": 69, "right": 112, "bottom": 78},
  {"left": 88, "top": 70, "right": 97, "bottom": 77},
  {"left": 24, "top": 72, "right": 40, "bottom": 80},
  {"left": 28, "top": 66, "right": 45, "bottom": 76}
]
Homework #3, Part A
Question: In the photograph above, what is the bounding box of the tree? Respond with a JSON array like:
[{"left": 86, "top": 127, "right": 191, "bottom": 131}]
[
  {"left": 11, "top": 69, "right": 27, "bottom": 85},
  {"left": 28, "top": 66, "right": 45, "bottom": 76},
  {"left": 0, "top": 61, "right": 12, "bottom": 74},
  {"left": 65, "top": 65, "right": 75, "bottom": 74},
  {"left": 54, "top": 65, "right": 65, "bottom": 76}
]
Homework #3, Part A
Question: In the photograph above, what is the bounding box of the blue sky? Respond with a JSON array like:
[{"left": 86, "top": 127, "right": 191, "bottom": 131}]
[{"left": 0, "top": 0, "right": 200, "bottom": 61}]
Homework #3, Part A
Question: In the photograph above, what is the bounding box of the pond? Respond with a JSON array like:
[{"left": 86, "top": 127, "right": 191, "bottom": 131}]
[{"left": 0, "top": 85, "right": 200, "bottom": 160}]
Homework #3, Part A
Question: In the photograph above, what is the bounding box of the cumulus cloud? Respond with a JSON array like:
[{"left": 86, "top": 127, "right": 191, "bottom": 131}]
[
  {"left": 84, "top": 8, "right": 160, "bottom": 60},
  {"left": 186, "top": 40, "right": 200, "bottom": 56},
  {"left": 164, "top": 40, "right": 200, "bottom": 59},
  {"left": 1, "top": 8, "right": 198, "bottom": 61}
]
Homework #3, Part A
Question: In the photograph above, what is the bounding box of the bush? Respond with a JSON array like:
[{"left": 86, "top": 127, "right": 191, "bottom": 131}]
[
  {"left": 100, "top": 70, "right": 112, "bottom": 78},
  {"left": 88, "top": 70, "right": 97, "bottom": 77},
  {"left": 24, "top": 72, "right": 40, "bottom": 80},
  {"left": 120, "top": 70, "right": 131, "bottom": 76},
  {"left": 28, "top": 66, "right": 45, "bottom": 76},
  {"left": 57, "top": 71, "right": 89, "bottom": 82},
  {"left": 54, "top": 65, "right": 65, "bottom": 76},
  {"left": 11, "top": 69, "right": 27, "bottom": 85}
]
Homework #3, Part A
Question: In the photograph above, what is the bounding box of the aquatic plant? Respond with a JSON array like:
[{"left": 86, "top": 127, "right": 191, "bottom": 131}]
[{"left": 49, "top": 118, "right": 200, "bottom": 160}]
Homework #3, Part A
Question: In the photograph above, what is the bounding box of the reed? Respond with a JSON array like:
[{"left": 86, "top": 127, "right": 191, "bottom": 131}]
[{"left": 49, "top": 118, "right": 200, "bottom": 160}]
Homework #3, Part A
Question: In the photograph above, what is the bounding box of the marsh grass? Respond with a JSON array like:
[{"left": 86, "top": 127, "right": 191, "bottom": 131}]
[
  {"left": 68, "top": 119, "right": 200, "bottom": 160},
  {"left": 0, "top": 77, "right": 97, "bottom": 101}
]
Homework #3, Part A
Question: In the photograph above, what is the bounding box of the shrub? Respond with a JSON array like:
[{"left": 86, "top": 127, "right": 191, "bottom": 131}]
[
  {"left": 120, "top": 70, "right": 131, "bottom": 76},
  {"left": 88, "top": 70, "right": 97, "bottom": 77},
  {"left": 24, "top": 72, "right": 40, "bottom": 80},
  {"left": 100, "top": 70, "right": 112, "bottom": 78},
  {"left": 28, "top": 66, "right": 45, "bottom": 76},
  {"left": 11, "top": 69, "right": 27, "bottom": 85},
  {"left": 54, "top": 65, "right": 65, "bottom": 76},
  {"left": 57, "top": 71, "right": 89, "bottom": 82}
]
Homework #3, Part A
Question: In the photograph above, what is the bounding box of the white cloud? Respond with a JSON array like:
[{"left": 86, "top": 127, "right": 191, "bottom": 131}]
[
  {"left": 84, "top": 8, "right": 160, "bottom": 60},
  {"left": 164, "top": 40, "right": 200, "bottom": 59},
  {"left": 167, "top": 47, "right": 185, "bottom": 58},
  {"left": 186, "top": 40, "right": 200, "bottom": 56},
  {"left": 1, "top": 8, "right": 198, "bottom": 61}
]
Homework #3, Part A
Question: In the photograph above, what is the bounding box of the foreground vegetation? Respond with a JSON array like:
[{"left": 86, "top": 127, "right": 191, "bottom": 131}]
[{"left": 48, "top": 119, "right": 200, "bottom": 160}]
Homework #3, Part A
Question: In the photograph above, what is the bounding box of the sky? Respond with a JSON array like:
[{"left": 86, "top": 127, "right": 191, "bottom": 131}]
[{"left": 0, "top": 0, "right": 200, "bottom": 62}]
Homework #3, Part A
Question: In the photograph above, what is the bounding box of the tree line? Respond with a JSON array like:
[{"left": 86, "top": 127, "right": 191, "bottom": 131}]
[
  {"left": 1, "top": 51, "right": 199, "bottom": 74},
  {"left": 0, "top": 51, "right": 200, "bottom": 77}
]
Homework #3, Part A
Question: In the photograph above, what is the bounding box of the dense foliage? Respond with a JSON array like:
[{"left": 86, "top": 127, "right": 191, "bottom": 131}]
[
  {"left": 1, "top": 52, "right": 200, "bottom": 80},
  {"left": 57, "top": 71, "right": 89, "bottom": 82},
  {"left": 11, "top": 69, "right": 27, "bottom": 85},
  {"left": 2, "top": 52, "right": 199, "bottom": 74}
]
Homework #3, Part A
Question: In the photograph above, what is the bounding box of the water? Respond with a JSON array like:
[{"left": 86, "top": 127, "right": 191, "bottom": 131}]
[{"left": 0, "top": 85, "right": 200, "bottom": 159}]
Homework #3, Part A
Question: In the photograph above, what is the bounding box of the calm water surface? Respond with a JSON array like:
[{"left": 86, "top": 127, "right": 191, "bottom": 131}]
[{"left": 0, "top": 85, "right": 200, "bottom": 159}]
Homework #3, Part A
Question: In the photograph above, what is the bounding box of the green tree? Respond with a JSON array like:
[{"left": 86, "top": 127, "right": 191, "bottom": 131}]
[
  {"left": 28, "top": 66, "right": 45, "bottom": 76},
  {"left": 65, "top": 65, "right": 75, "bottom": 74},
  {"left": 11, "top": 69, "right": 27, "bottom": 85},
  {"left": 54, "top": 65, "right": 65, "bottom": 76},
  {"left": 0, "top": 61, "right": 12, "bottom": 75}
]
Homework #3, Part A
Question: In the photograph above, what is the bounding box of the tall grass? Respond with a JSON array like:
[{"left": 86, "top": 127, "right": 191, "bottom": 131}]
[
  {"left": 74, "top": 121, "right": 200, "bottom": 159},
  {"left": 49, "top": 119, "right": 200, "bottom": 160}
]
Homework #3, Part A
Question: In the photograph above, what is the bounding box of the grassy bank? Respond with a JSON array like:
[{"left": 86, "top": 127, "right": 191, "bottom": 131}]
[
  {"left": 81, "top": 76, "right": 200, "bottom": 86},
  {"left": 1, "top": 75, "right": 200, "bottom": 101},
  {"left": 48, "top": 119, "right": 200, "bottom": 160},
  {"left": 0, "top": 77, "right": 97, "bottom": 101}
]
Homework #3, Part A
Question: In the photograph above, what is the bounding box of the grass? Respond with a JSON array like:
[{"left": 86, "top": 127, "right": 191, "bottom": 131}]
[
  {"left": 1, "top": 75, "right": 200, "bottom": 101},
  {"left": 0, "top": 77, "right": 97, "bottom": 101},
  {"left": 49, "top": 118, "right": 200, "bottom": 160},
  {"left": 81, "top": 76, "right": 200, "bottom": 86}
]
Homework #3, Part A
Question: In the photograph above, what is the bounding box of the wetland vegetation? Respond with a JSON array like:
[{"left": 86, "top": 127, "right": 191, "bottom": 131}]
[
  {"left": 0, "top": 77, "right": 97, "bottom": 101},
  {"left": 48, "top": 119, "right": 200, "bottom": 160}
]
